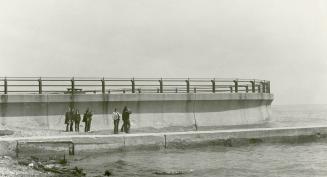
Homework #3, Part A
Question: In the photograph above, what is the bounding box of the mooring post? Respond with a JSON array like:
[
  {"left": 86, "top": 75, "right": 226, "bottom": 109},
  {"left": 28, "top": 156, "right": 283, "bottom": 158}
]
[
  {"left": 4, "top": 77, "right": 8, "bottom": 94},
  {"left": 131, "top": 78, "right": 135, "bottom": 93},
  {"left": 233, "top": 80, "right": 238, "bottom": 93},
  {"left": 159, "top": 78, "right": 163, "bottom": 93},
  {"left": 38, "top": 78, "right": 42, "bottom": 94},
  {"left": 251, "top": 80, "right": 255, "bottom": 93},
  {"left": 69, "top": 143, "right": 75, "bottom": 155},
  {"left": 186, "top": 79, "right": 190, "bottom": 93},
  {"left": 211, "top": 79, "right": 216, "bottom": 93},
  {"left": 101, "top": 77, "right": 105, "bottom": 94}
]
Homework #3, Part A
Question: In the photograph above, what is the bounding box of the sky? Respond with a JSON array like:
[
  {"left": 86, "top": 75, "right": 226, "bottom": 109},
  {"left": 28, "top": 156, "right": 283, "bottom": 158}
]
[{"left": 0, "top": 0, "right": 326, "bottom": 105}]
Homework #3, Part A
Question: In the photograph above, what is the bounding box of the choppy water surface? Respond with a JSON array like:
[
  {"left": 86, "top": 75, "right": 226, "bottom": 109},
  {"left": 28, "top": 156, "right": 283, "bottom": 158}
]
[{"left": 71, "top": 142, "right": 327, "bottom": 177}]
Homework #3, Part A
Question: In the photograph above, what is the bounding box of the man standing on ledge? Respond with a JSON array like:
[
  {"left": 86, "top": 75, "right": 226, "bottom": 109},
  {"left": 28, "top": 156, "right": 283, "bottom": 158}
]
[
  {"left": 112, "top": 108, "right": 120, "bottom": 134},
  {"left": 122, "top": 106, "right": 132, "bottom": 133},
  {"left": 64, "top": 107, "right": 71, "bottom": 132},
  {"left": 69, "top": 108, "right": 75, "bottom": 132},
  {"left": 83, "top": 108, "right": 93, "bottom": 132},
  {"left": 74, "top": 109, "right": 81, "bottom": 132}
]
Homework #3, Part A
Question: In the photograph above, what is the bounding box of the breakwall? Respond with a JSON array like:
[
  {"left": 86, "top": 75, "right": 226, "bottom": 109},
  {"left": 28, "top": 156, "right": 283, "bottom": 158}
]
[
  {"left": 1, "top": 126, "right": 326, "bottom": 156},
  {"left": 0, "top": 93, "right": 273, "bottom": 131}
]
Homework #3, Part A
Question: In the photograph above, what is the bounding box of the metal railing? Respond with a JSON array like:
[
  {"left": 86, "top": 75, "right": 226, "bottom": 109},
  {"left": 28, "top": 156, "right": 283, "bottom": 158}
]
[{"left": 0, "top": 77, "right": 271, "bottom": 94}]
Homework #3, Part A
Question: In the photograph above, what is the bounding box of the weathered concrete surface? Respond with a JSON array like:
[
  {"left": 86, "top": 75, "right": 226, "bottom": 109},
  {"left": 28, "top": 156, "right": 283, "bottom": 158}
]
[
  {"left": 1, "top": 126, "right": 326, "bottom": 156},
  {"left": 0, "top": 93, "right": 273, "bottom": 131}
]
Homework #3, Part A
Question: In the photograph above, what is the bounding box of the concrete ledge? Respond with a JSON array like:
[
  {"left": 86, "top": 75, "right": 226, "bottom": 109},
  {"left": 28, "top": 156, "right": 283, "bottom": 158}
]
[
  {"left": 1, "top": 126, "right": 327, "bottom": 156},
  {"left": 0, "top": 93, "right": 273, "bottom": 103}
]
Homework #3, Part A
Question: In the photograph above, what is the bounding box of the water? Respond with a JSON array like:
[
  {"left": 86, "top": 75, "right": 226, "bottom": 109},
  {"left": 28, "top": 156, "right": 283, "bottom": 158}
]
[
  {"left": 6, "top": 104, "right": 327, "bottom": 176},
  {"left": 70, "top": 142, "right": 327, "bottom": 177},
  {"left": 64, "top": 104, "right": 327, "bottom": 177},
  {"left": 270, "top": 104, "right": 327, "bottom": 128}
]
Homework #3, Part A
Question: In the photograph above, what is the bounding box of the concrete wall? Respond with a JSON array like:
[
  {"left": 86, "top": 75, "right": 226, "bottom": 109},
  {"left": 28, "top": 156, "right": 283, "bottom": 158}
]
[{"left": 0, "top": 93, "right": 273, "bottom": 131}]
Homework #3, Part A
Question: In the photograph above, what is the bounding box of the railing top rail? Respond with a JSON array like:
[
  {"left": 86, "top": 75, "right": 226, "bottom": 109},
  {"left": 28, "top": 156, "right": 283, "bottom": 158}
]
[
  {"left": 0, "top": 77, "right": 271, "bottom": 94},
  {"left": 0, "top": 77, "right": 268, "bottom": 82}
]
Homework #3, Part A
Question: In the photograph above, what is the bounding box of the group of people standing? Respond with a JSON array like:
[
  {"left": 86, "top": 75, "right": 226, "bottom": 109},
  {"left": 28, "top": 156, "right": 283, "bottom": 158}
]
[
  {"left": 112, "top": 106, "right": 132, "bottom": 134},
  {"left": 65, "top": 108, "right": 93, "bottom": 132},
  {"left": 64, "top": 106, "right": 132, "bottom": 134}
]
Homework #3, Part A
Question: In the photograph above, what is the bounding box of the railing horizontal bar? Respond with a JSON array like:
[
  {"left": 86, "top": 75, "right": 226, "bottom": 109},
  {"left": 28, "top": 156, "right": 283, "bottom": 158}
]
[
  {"left": 7, "top": 85, "right": 38, "bottom": 87},
  {"left": 42, "top": 85, "right": 71, "bottom": 87},
  {"left": 74, "top": 85, "right": 101, "bottom": 87}
]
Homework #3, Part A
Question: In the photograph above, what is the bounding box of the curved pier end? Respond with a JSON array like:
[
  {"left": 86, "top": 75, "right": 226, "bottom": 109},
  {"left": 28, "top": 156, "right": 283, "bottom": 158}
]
[{"left": 0, "top": 93, "right": 273, "bottom": 131}]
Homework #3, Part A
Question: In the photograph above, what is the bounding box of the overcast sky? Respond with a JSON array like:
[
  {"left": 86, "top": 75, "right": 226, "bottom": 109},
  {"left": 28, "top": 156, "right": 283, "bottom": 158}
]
[{"left": 0, "top": 0, "right": 326, "bottom": 105}]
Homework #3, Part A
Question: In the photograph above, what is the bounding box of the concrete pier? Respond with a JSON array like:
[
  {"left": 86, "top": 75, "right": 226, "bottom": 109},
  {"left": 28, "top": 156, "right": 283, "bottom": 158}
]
[{"left": 1, "top": 126, "right": 326, "bottom": 156}]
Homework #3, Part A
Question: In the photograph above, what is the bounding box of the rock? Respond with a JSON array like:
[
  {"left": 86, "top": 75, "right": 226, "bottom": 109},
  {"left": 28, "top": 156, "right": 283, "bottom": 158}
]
[
  {"left": 104, "top": 170, "right": 112, "bottom": 176},
  {"left": 153, "top": 169, "right": 194, "bottom": 175}
]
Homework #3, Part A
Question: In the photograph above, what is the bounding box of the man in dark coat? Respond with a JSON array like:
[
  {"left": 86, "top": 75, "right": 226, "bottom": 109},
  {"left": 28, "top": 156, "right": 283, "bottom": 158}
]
[
  {"left": 83, "top": 108, "right": 93, "bottom": 132},
  {"left": 69, "top": 108, "right": 74, "bottom": 132},
  {"left": 74, "top": 109, "right": 81, "bottom": 132},
  {"left": 87, "top": 110, "right": 93, "bottom": 132},
  {"left": 121, "top": 106, "right": 132, "bottom": 133}
]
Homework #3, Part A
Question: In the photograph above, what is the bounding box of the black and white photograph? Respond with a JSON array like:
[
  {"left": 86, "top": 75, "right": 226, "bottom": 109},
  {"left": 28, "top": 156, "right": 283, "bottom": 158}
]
[{"left": 0, "top": 0, "right": 327, "bottom": 176}]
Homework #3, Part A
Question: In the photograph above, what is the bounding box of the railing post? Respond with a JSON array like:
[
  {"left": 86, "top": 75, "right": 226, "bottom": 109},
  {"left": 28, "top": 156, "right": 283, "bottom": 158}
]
[
  {"left": 186, "top": 79, "right": 190, "bottom": 93},
  {"left": 4, "top": 78, "right": 7, "bottom": 94},
  {"left": 211, "top": 79, "right": 215, "bottom": 93},
  {"left": 266, "top": 81, "right": 270, "bottom": 93},
  {"left": 38, "top": 78, "right": 42, "bottom": 94},
  {"left": 245, "top": 86, "right": 249, "bottom": 93},
  {"left": 257, "top": 85, "right": 261, "bottom": 93},
  {"left": 251, "top": 80, "right": 255, "bottom": 93},
  {"left": 101, "top": 78, "right": 105, "bottom": 94},
  {"left": 262, "top": 81, "right": 266, "bottom": 93},
  {"left": 71, "top": 77, "right": 75, "bottom": 95},
  {"left": 233, "top": 80, "right": 238, "bottom": 93},
  {"left": 159, "top": 78, "right": 163, "bottom": 93},
  {"left": 194, "top": 87, "right": 197, "bottom": 93},
  {"left": 131, "top": 78, "right": 135, "bottom": 93}
]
